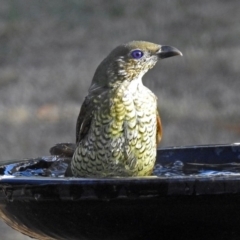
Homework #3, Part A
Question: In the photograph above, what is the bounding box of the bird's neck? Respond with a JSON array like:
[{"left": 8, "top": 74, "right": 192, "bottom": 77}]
[
  {"left": 125, "top": 75, "right": 144, "bottom": 93},
  {"left": 109, "top": 70, "right": 145, "bottom": 91},
  {"left": 89, "top": 71, "right": 146, "bottom": 95}
]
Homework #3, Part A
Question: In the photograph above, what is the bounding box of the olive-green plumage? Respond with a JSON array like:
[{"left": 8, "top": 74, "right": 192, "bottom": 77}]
[{"left": 71, "top": 41, "right": 182, "bottom": 177}]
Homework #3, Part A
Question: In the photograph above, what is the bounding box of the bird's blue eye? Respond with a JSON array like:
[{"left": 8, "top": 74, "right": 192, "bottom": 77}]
[{"left": 131, "top": 50, "right": 144, "bottom": 59}]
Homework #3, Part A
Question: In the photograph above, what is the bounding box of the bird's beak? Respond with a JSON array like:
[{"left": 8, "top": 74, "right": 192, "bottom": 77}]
[{"left": 157, "top": 45, "right": 183, "bottom": 59}]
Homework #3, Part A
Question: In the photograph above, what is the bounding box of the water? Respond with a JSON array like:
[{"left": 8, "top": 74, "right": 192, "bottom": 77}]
[
  {"left": 2, "top": 157, "right": 240, "bottom": 178},
  {"left": 153, "top": 160, "right": 240, "bottom": 177},
  {"left": 1, "top": 156, "right": 69, "bottom": 178}
]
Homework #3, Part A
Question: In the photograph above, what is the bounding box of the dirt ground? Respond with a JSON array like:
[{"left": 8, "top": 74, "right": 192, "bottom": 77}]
[{"left": 0, "top": 0, "right": 240, "bottom": 239}]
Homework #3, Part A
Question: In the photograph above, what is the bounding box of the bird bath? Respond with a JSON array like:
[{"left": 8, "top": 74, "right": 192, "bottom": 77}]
[{"left": 0, "top": 143, "right": 240, "bottom": 240}]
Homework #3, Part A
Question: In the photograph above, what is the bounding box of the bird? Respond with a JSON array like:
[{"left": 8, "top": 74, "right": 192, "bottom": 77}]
[{"left": 70, "top": 41, "right": 182, "bottom": 177}]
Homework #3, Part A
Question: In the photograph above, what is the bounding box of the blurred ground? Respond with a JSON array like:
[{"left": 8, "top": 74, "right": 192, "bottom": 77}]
[{"left": 0, "top": 0, "right": 240, "bottom": 239}]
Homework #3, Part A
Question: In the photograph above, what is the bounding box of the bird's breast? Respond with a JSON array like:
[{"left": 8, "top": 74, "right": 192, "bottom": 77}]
[
  {"left": 107, "top": 81, "right": 157, "bottom": 143},
  {"left": 72, "top": 81, "right": 158, "bottom": 177}
]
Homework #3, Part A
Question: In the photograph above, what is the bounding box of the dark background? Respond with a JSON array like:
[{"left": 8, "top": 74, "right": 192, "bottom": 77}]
[{"left": 0, "top": 0, "right": 239, "bottom": 239}]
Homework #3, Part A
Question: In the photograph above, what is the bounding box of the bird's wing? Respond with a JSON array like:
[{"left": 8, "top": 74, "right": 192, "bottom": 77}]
[
  {"left": 76, "top": 96, "right": 94, "bottom": 143},
  {"left": 76, "top": 86, "right": 109, "bottom": 143},
  {"left": 156, "top": 110, "right": 162, "bottom": 146}
]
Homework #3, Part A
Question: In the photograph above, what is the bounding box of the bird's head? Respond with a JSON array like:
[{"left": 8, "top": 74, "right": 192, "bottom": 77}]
[{"left": 91, "top": 41, "right": 182, "bottom": 90}]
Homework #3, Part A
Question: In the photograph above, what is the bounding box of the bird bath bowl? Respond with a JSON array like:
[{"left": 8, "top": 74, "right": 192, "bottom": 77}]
[{"left": 1, "top": 144, "right": 240, "bottom": 240}]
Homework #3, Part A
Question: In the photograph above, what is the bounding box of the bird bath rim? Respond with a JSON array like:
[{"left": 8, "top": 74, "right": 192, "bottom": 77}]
[
  {"left": 1, "top": 143, "right": 240, "bottom": 200},
  {"left": 1, "top": 143, "right": 240, "bottom": 240}
]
